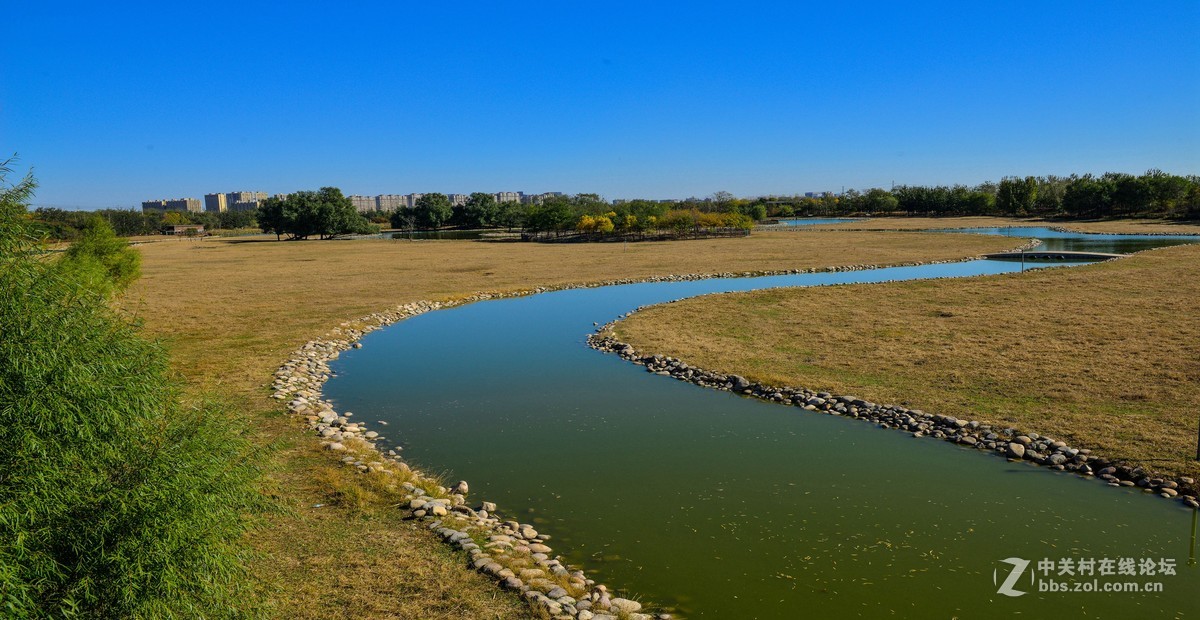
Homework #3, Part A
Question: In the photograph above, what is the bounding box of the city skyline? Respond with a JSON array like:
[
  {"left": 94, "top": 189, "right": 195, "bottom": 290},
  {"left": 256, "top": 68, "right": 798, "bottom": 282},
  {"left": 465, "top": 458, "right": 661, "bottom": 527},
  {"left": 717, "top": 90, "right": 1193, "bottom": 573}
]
[
  {"left": 139, "top": 189, "right": 574, "bottom": 214},
  {"left": 3, "top": 2, "right": 1197, "bottom": 210}
]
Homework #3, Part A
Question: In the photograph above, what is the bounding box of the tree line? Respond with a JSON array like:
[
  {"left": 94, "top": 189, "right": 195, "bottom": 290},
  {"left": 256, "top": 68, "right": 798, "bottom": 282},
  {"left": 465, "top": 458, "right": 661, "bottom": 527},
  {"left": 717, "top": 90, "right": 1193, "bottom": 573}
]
[
  {"left": 27, "top": 169, "right": 1200, "bottom": 241},
  {"left": 388, "top": 192, "right": 756, "bottom": 235},
  {"left": 30, "top": 205, "right": 259, "bottom": 239},
  {"left": 746, "top": 170, "right": 1200, "bottom": 220}
]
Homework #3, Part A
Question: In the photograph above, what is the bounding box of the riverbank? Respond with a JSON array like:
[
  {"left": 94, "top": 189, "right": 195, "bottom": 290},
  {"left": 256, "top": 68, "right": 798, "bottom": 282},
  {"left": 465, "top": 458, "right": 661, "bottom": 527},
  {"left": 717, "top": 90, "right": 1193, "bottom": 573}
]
[
  {"left": 610, "top": 243, "right": 1200, "bottom": 492},
  {"left": 122, "top": 229, "right": 1018, "bottom": 618}
]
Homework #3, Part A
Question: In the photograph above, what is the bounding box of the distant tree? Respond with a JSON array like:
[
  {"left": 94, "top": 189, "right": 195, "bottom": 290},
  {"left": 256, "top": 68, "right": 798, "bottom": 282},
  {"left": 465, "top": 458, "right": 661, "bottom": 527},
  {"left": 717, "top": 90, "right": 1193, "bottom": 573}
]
[
  {"left": 257, "top": 188, "right": 376, "bottom": 240},
  {"left": 861, "top": 188, "right": 899, "bottom": 214},
  {"left": 996, "top": 176, "right": 1038, "bottom": 216},
  {"left": 413, "top": 193, "right": 453, "bottom": 230},
  {"left": 711, "top": 191, "right": 735, "bottom": 211},
  {"left": 187, "top": 210, "right": 220, "bottom": 231},
  {"left": 963, "top": 190, "right": 995, "bottom": 215},
  {"left": 1033, "top": 176, "right": 1068, "bottom": 215},
  {"left": 160, "top": 210, "right": 189, "bottom": 226},
  {"left": 315, "top": 186, "right": 377, "bottom": 238},
  {"left": 1108, "top": 173, "right": 1152, "bottom": 216},
  {"left": 1062, "top": 176, "right": 1112, "bottom": 218},
  {"left": 100, "top": 208, "right": 159, "bottom": 237},
  {"left": 616, "top": 213, "right": 639, "bottom": 232},
  {"left": 496, "top": 200, "right": 526, "bottom": 231},
  {"left": 257, "top": 196, "right": 287, "bottom": 239},
  {"left": 217, "top": 208, "right": 257, "bottom": 229},
  {"left": 572, "top": 193, "right": 608, "bottom": 214},
  {"left": 1143, "top": 169, "right": 1190, "bottom": 216},
  {"left": 29, "top": 207, "right": 88, "bottom": 240},
  {"left": 738, "top": 202, "right": 767, "bottom": 221},
  {"left": 463, "top": 192, "right": 499, "bottom": 228},
  {"left": 526, "top": 198, "right": 575, "bottom": 233},
  {"left": 389, "top": 208, "right": 416, "bottom": 232}
]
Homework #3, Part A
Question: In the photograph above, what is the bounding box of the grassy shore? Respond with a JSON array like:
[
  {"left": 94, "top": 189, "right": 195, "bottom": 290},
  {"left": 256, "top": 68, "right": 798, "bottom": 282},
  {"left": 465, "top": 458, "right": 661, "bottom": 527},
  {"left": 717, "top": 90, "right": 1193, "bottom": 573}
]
[
  {"left": 121, "top": 228, "right": 1018, "bottom": 618},
  {"left": 614, "top": 243, "right": 1200, "bottom": 484}
]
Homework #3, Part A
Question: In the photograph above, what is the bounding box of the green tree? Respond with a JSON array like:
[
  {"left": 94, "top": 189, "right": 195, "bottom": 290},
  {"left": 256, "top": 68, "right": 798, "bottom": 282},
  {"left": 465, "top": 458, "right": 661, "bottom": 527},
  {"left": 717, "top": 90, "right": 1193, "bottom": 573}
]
[
  {"left": 861, "top": 188, "right": 900, "bottom": 214},
  {"left": 1033, "top": 176, "right": 1067, "bottom": 215},
  {"left": 738, "top": 202, "right": 767, "bottom": 221},
  {"left": 413, "top": 193, "right": 453, "bottom": 230},
  {"left": 0, "top": 163, "right": 266, "bottom": 618},
  {"left": 1108, "top": 173, "right": 1151, "bottom": 216},
  {"left": 389, "top": 208, "right": 416, "bottom": 231},
  {"left": 1062, "top": 176, "right": 1112, "bottom": 218},
  {"left": 100, "top": 208, "right": 160, "bottom": 236},
  {"left": 463, "top": 192, "right": 499, "bottom": 228},
  {"left": 258, "top": 189, "right": 376, "bottom": 239},
  {"left": 496, "top": 200, "right": 526, "bottom": 230},
  {"left": 525, "top": 198, "right": 576, "bottom": 233},
  {"left": 571, "top": 193, "right": 607, "bottom": 214},
  {"left": 56, "top": 215, "right": 141, "bottom": 297},
  {"left": 315, "top": 186, "right": 377, "bottom": 238},
  {"left": 218, "top": 208, "right": 258, "bottom": 229},
  {"left": 257, "top": 195, "right": 288, "bottom": 239},
  {"left": 996, "top": 176, "right": 1038, "bottom": 216},
  {"left": 711, "top": 191, "right": 735, "bottom": 211}
]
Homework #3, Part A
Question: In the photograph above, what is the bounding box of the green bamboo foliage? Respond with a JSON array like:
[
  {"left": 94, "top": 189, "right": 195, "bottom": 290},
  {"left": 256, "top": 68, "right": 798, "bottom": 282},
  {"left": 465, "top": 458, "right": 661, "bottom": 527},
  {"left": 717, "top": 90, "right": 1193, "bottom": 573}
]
[{"left": 0, "top": 159, "right": 267, "bottom": 618}]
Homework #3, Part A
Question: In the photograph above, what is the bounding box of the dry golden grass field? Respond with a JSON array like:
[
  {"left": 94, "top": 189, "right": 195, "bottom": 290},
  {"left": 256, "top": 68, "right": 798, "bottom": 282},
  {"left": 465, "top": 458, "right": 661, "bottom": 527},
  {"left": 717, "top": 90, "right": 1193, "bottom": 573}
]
[
  {"left": 121, "top": 228, "right": 1020, "bottom": 619},
  {"left": 616, "top": 243, "right": 1200, "bottom": 484}
]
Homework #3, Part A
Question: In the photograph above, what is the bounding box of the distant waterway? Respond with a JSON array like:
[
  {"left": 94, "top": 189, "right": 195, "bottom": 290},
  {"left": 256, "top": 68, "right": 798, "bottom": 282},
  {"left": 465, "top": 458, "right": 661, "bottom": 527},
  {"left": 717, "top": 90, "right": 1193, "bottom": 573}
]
[
  {"left": 324, "top": 229, "right": 1200, "bottom": 618},
  {"left": 389, "top": 229, "right": 487, "bottom": 240},
  {"left": 937, "top": 226, "right": 1199, "bottom": 254},
  {"left": 773, "top": 217, "right": 861, "bottom": 226}
]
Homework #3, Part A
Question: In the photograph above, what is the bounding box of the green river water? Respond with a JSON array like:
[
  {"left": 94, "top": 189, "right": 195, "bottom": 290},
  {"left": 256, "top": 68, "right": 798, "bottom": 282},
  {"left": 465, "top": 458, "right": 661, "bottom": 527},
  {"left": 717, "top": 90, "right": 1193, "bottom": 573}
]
[{"left": 325, "top": 229, "right": 1199, "bottom": 618}]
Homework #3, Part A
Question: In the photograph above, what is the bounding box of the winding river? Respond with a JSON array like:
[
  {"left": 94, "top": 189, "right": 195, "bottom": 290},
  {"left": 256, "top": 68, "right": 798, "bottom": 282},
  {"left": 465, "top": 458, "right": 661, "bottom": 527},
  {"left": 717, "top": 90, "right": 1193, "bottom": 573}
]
[{"left": 325, "top": 227, "right": 1199, "bottom": 618}]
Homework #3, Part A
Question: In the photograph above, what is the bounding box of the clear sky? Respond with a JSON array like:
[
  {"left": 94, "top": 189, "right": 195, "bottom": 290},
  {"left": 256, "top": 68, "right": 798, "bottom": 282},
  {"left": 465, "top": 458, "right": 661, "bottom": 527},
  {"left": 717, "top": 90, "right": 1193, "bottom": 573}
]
[{"left": 2, "top": 1, "right": 1198, "bottom": 209}]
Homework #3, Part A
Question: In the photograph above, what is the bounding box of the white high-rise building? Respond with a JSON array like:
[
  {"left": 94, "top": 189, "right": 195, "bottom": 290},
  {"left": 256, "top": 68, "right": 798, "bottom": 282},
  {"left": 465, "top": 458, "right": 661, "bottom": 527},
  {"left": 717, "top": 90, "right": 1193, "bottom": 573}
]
[
  {"left": 349, "top": 195, "right": 376, "bottom": 212},
  {"left": 376, "top": 194, "right": 407, "bottom": 210}
]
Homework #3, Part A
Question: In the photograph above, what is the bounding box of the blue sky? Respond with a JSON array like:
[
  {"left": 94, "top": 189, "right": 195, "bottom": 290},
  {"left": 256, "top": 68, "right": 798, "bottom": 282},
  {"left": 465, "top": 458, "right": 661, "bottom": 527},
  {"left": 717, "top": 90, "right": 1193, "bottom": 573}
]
[{"left": 2, "top": 1, "right": 1197, "bottom": 209}]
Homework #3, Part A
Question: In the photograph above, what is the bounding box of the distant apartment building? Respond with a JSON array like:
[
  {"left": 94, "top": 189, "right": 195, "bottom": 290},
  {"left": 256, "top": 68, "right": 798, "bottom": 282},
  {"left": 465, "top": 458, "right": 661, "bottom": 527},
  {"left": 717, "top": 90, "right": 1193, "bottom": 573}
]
[
  {"left": 204, "top": 193, "right": 228, "bottom": 212},
  {"left": 349, "top": 195, "right": 376, "bottom": 213},
  {"left": 408, "top": 193, "right": 424, "bottom": 206},
  {"left": 495, "top": 191, "right": 521, "bottom": 204},
  {"left": 226, "top": 191, "right": 268, "bottom": 211},
  {"left": 376, "top": 194, "right": 407, "bottom": 210},
  {"left": 520, "top": 191, "right": 565, "bottom": 205},
  {"left": 448, "top": 194, "right": 468, "bottom": 207},
  {"left": 141, "top": 197, "right": 202, "bottom": 213}
]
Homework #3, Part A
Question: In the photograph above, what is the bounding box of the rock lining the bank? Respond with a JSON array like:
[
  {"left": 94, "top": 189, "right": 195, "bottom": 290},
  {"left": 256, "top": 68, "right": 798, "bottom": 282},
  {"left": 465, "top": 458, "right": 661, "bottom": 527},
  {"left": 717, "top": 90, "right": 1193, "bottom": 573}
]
[
  {"left": 586, "top": 276, "right": 1199, "bottom": 508},
  {"left": 267, "top": 241, "right": 1048, "bottom": 620}
]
